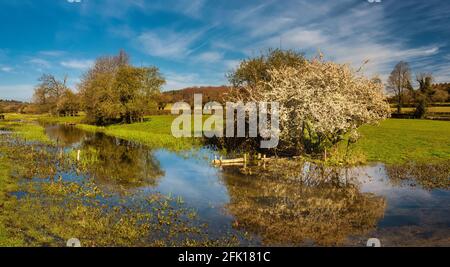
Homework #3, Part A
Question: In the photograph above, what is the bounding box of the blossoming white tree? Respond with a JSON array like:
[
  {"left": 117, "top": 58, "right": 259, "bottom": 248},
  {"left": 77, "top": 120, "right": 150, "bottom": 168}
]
[{"left": 247, "top": 56, "right": 391, "bottom": 155}]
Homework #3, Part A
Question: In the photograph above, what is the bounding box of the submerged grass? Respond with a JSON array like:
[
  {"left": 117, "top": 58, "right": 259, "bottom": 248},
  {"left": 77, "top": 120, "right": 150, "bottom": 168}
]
[
  {"left": 0, "top": 146, "right": 23, "bottom": 246},
  {"left": 0, "top": 115, "right": 52, "bottom": 144},
  {"left": 0, "top": 135, "right": 240, "bottom": 247}
]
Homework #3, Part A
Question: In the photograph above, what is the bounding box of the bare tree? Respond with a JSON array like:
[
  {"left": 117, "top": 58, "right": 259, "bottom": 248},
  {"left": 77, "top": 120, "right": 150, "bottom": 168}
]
[
  {"left": 387, "top": 61, "right": 412, "bottom": 113},
  {"left": 32, "top": 74, "right": 69, "bottom": 114}
]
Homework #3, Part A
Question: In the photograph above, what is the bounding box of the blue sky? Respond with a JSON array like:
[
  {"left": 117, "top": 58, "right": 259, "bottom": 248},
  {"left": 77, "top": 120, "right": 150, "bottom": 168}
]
[{"left": 0, "top": 0, "right": 449, "bottom": 101}]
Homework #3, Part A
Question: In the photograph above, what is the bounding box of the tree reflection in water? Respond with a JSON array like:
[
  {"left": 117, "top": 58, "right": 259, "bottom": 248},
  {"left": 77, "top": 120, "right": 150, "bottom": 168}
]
[
  {"left": 77, "top": 133, "right": 165, "bottom": 188},
  {"left": 45, "top": 124, "right": 87, "bottom": 147},
  {"left": 221, "top": 159, "right": 386, "bottom": 246}
]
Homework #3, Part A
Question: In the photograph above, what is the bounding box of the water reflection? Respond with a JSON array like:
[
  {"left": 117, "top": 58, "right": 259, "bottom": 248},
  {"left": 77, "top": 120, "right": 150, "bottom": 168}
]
[
  {"left": 386, "top": 162, "right": 450, "bottom": 190},
  {"left": 77, "top": 134, "right": 164, "bottom": 187},
  {"left": 221, "top": 161, "right": 386, "bottom": 246},
  {"left": 42, "top": 124, "right": 450, "bottom": 246},
  {"left": 357, "top": 164, "right": 450, "bottom": 246},
  {"left": 45, "top": 124, "right": 87, "bottom": 147}
]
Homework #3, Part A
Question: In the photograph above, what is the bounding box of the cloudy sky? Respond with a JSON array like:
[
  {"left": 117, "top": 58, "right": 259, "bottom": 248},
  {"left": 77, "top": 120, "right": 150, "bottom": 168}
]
[{"left": 0, "top": 0, "right": 449, "bottom": 101}]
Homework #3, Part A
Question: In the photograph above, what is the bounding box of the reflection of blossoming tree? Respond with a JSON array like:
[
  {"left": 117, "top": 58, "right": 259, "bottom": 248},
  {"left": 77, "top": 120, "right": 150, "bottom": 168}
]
[{"left": 222, "top": 160, "right": 386, "bottom": 246}]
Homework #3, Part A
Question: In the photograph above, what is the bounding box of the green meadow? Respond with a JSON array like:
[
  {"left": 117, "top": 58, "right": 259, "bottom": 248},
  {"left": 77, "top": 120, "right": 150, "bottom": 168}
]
[{"left": 352, "top": 119, "right": 450, "bottom": 164}]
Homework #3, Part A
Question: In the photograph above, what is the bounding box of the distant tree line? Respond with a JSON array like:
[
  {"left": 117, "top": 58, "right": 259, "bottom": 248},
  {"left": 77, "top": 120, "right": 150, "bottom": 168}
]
[
  {"left": 387, "top": 61, "right": 449, "bottom": 118},
  {"left": 0, "top": 99, "right": 29, "bottom": 114}
]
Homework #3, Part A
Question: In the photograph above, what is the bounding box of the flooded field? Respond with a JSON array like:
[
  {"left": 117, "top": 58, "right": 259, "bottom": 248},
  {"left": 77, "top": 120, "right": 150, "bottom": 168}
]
[{"left": 1, "top": 124, "right": 449, "bottom": 246}]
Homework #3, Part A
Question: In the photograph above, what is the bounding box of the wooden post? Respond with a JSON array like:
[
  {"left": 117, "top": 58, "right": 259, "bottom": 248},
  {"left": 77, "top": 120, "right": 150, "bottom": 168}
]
[{"left": 77, "top": 150, "right": 81, "bottom": 161}]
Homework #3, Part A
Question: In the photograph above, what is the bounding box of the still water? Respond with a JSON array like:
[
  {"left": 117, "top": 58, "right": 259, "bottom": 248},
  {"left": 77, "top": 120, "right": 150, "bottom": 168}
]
[{"left": 42, "top": 124, "right": 450, "bottom": 246}]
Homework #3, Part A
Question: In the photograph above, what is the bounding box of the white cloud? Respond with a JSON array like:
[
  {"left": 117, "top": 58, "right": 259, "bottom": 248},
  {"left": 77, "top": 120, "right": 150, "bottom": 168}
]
[
  {"left": 196, "top": 51, "right": 223, "bottom": 63},
  {"left": 264, "top": 27, "right": 327, "bottom": 49},
  {"left": 223, "top": 59, "right": 240, "bottom": 70},
  {"left": 61, "top": 59, "right": 94, "bottom": 70},
  {"left": 177, "top": 0, "right": 205, "bottom": 18},
  {"left": 229, "top": 2, "right": 443, "bottom": 81},
  {"left": 0, "top": 66, "right": 13, "bottom": 72},
  {"left": 135, "top": 29, "right": 201, "bottom": 59},
  {"left": 249, "top": 17, "right": 295, "bottom": 38},
  {"left": 108, "top": 25, "right": 135, "bottom": 39},
  {"left": 28, "top": 58, "right": 51, "bottom": 68},
  {"left": 39, "top": 50, "right": 65, "bottom": 57}
]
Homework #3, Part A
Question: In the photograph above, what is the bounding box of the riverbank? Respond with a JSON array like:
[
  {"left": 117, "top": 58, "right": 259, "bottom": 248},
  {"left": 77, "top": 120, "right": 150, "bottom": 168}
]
[
  {"left": 0, "top": 117, "right": 52, "bottom": 144},
  {"left": 2, "top": 114, "right": 450, "bottom": 164},
  {"left": 76, "top": 116, "right": 199, "bottom": 151},
  {"left": 3, "top": 114, "right": 197, "bottom": 151}
]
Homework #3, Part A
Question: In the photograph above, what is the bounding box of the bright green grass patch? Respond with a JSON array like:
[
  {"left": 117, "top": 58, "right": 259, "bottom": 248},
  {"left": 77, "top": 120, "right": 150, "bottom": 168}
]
[
  {"left": 3, "top": 113, "right": 85, "bottom": 125},
  {"left": 76, "top": 116, "right": 199, "bottom": 151},
  {"left": 350, "top": 119, "right": 450, "bottom": 164},
  {"left": 36, "top": 114, "right": 85, "bottom": 125},
  {"left": 0, "top": 116, "right": 52, "bottom": 144}
]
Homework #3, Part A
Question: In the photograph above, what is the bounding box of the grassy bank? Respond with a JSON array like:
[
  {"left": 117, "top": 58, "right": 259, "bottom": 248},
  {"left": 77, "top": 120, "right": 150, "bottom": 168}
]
[
  {"left": 3, "top": 114, "right": 449, "bottom": 164},
  {"left": 76, "top": 115, "right": 199, "bottom": 151},
  {"left": 4, "top": 113, "right": 194, "bottom": 150},
  {"left": 349, "top": 119, "right": 450, "bottom": 164},
  {"left": 57, "top": 116, "right": 450, "bottom": 164}
]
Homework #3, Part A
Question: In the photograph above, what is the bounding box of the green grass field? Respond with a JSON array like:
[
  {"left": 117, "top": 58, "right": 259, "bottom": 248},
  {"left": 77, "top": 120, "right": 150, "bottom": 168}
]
[{"left": 352, "top": 119, "right": 450, "bottom": 164}]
